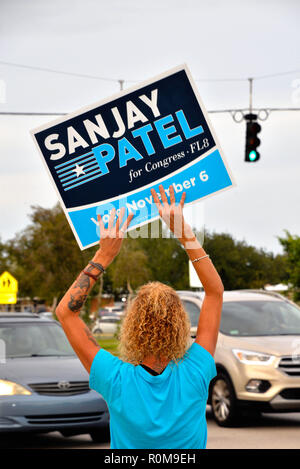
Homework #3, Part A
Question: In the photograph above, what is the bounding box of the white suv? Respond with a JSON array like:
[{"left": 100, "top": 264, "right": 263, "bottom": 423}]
[
  {"left": 92, "top": 315, "right": 120, "bottom": 335},
  {"left": 177, "top": 290, "right": 300, "bottom": 426}
]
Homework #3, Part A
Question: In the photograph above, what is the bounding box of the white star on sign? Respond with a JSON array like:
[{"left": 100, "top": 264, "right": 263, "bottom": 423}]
[{"left": 73, "top": 164, "right": 86, "bottom": 177}]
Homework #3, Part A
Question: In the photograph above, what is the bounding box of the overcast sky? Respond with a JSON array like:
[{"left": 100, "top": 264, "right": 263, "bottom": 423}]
[{"left": 1, "top": 0, "right": 300, "bottom": 254}]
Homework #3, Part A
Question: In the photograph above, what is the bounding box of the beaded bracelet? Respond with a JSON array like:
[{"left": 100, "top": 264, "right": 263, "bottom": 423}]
[
  {"left": 191, "top": 254, "right": 210, "bottom": 264},
  {"left": 88, "top": 261, "right": 105, "bottom": 274}
]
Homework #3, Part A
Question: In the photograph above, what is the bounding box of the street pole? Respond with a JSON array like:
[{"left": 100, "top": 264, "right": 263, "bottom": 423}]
[{"left": 249, "top": 77, "right": 253, "bottom": 113}]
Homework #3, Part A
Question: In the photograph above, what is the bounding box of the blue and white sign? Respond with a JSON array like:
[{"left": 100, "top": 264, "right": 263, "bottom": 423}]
[{"left": 31, "top": 64, "right": 235, "bottom": 250}]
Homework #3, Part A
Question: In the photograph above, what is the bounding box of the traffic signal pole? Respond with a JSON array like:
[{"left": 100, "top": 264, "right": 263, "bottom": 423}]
[{"left": 249, "top": 77, "right": 253, "bottom": 113}]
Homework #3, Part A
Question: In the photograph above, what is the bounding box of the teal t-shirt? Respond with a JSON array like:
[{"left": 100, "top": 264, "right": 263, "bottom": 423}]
[{"left": 89, "top": 342, "right": 216, "bottom": 449}]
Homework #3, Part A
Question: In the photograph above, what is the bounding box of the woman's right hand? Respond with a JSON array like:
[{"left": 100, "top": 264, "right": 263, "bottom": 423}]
[
  {"left": 93, "top": 207, "right": 134, "bottom": 268},
  {"left": 151, "top": 184, "right": 196, "bottom": 245}
]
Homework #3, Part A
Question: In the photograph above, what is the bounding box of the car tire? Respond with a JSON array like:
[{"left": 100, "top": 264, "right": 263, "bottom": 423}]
[
  {"left": 93, "top": 328, "right": 103, "bottom": 334},
  {"left": 90, "top": 428, "right": 110, "bottom": 443},
  {"left": 211, "top": 372, "right": 239, "bottom": 427}
]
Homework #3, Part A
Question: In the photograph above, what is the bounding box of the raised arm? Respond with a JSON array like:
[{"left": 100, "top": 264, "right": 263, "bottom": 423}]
[
  {"left": 151, "top": 185, "right": 224, "bottom": 356},
  {"left": 56, "top": 207, "right": 133, "bottom": 373}
]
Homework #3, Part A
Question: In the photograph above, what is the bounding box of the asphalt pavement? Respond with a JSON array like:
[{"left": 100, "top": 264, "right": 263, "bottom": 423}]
[{"left": 1, "top": 409, "right": 300, "bottom": 449}]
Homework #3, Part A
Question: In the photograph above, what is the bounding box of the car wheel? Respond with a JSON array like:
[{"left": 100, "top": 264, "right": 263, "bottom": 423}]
[
  {"left": 93, "top": 328, "right": 103, "bottom": 334},
  {"left": 211, "top": 373, "right": 238, "bottom": 427},
  {"left": 90, "top": 428, "right": 110, "bottom": 443}
]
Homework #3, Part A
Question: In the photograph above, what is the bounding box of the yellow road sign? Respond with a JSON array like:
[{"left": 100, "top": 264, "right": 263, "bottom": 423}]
[{"left": 0, "top": 271, "right": 18, "bottom": 304}]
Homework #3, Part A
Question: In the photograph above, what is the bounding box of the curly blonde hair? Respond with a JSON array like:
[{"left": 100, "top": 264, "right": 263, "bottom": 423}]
[{"left": 119, "top": 282, "right": 191, "bottom": 365}]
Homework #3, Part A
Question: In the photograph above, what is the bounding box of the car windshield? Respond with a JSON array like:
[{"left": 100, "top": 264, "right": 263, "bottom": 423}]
[
  {"left": 0, "top": 322, "right": 76, "bottom": 358},
  {"left": 220, "top": 300, "right": 300, "bottom": 336},
  {"left": 181, "top": 299, "right": 200, "bottom": 327}
]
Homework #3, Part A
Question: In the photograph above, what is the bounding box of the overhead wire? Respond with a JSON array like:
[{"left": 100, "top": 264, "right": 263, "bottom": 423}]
[
  {"left": 1, "top": 61, "right": 300, "bottom": 117},
  {"left": 1, "top": 60, "right": 300, "bottom": 84}
]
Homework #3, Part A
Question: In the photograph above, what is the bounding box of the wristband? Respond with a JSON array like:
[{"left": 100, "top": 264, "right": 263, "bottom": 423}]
[{"left": 82, "top": 270, "right": 99, "bottom": 281}]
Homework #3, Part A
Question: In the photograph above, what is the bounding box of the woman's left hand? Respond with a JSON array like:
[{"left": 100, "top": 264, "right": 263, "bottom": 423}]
[{"left": 151, "top": 184, "right": 194, "bottom": 244}]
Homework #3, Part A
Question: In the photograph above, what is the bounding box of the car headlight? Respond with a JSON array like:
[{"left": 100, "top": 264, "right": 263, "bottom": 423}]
[
  {"left": 0, "top": 379, "right": 32, "bottom": 396},
  {"left": 232, "top": 349, "right": 275, "bottom": 365}
]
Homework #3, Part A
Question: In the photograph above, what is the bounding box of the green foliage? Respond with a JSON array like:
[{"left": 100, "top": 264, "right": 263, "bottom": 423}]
[
  {"left": 133, "top": 222, "right": 189, "bottom": 290},
  {"left": 4, "top": 204, "right": 101, "bottom": 303},
  {"left": 96, "top": 337, "right": 119, "bottom": 356},
  {"left": 108, "top": 221, "right": 189, "bottom": 293},
  {"left": 110, "top": 238, "right": 151, "bottom": 292},
  {"left": 0, "top": 238, "right": 10, "bottom": 273},
  {"left": 203, "top": 231, "right": 288, "bottom": 291},
  {"left": 278, "top": 231, "right": 300, "bottom": 300},
  {"left": 0, "top": 204, "right": 293, "bottom": 306}
]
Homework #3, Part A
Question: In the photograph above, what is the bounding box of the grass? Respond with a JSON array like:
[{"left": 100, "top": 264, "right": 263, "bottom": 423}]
[{"left": 96, "top": 335, "right": 120, "bottom": 356}]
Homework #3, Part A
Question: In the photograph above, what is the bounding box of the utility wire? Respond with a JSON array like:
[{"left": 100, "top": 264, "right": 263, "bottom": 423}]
[
  {"left": 0, "top": 61, "right": 119, "bottom": 83},
  {"left": 253, "top": 69, "right": 300, "bottom": 80},
  {"left": 1, "top": 61, "right": 300, "bottom": 119},
  {"left": 1, "top": 108, "right": 300, "bottom": 117},
  {"left": 1, "top": 60, "right": 300, "bottom": 84}
]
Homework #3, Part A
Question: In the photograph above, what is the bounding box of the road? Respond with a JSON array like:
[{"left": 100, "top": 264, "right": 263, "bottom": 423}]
[
  {"left": 206, "top": 409, "right": 300, "bottom": 449},
  {"left": 1, "top": 409, "right": 300, "bottom": 449}
]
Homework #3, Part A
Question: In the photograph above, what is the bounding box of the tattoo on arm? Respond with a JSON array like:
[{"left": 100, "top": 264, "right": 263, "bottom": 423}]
[
  {"left": 67, "top": 266, "right": 102, "bottom": 314},
  {"left": 68, "top": 293, "right": 88, "bottom": 312},
  {"left": 84, "top": 326, "right": 100, "bottom": 348},
  {"left": 67, "top": 269, "right": 94, "bottom": 312},
  {"left": 73, "top": 272, "right": 91, "bottom": 291}
]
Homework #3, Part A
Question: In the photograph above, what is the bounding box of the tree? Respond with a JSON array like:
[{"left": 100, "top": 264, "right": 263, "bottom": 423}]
[
  {"left": 134, "top": 223, "right": 189, "bottom": 290},
  {"left": 0, "top": 238, "right": 10, "bottom": 274},
  {"left": 110, "top": 238, "right": 151, "bottom": 293},
  {"left": 203, "top": 231, "right": 288, "bottom": 291},
  {"left": 3, "top": 203, "right": 290, "bottom": 305},
  {"left": 6, "top": 204, "right": 101, "bottom": 307},
  {"left": 278, "top": 231, "right": 300, "bottom": 300}
]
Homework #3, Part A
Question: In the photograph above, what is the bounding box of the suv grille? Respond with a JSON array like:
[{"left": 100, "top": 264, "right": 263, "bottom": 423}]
[
  {"left": 278, "top": 357, "right": 300, "bottom": 376},
  {"left": 25, "top": 411, "right": 104, "bottom": 425},
  {"left": 29, "top": 381, "right": 90, "bottom": 396},
  {"left": 279, "top": 388, "right": 300, "bottom": 400}
]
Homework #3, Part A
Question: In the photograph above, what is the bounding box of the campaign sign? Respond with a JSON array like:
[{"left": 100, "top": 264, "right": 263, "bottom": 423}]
[{"left": 31, "top": 64, "right": 235, "bottom": 250}]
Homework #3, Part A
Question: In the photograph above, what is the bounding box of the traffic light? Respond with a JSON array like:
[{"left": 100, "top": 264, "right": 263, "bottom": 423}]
[{"left": 245, "top": 114, "right": 261, "bottom": 162}]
